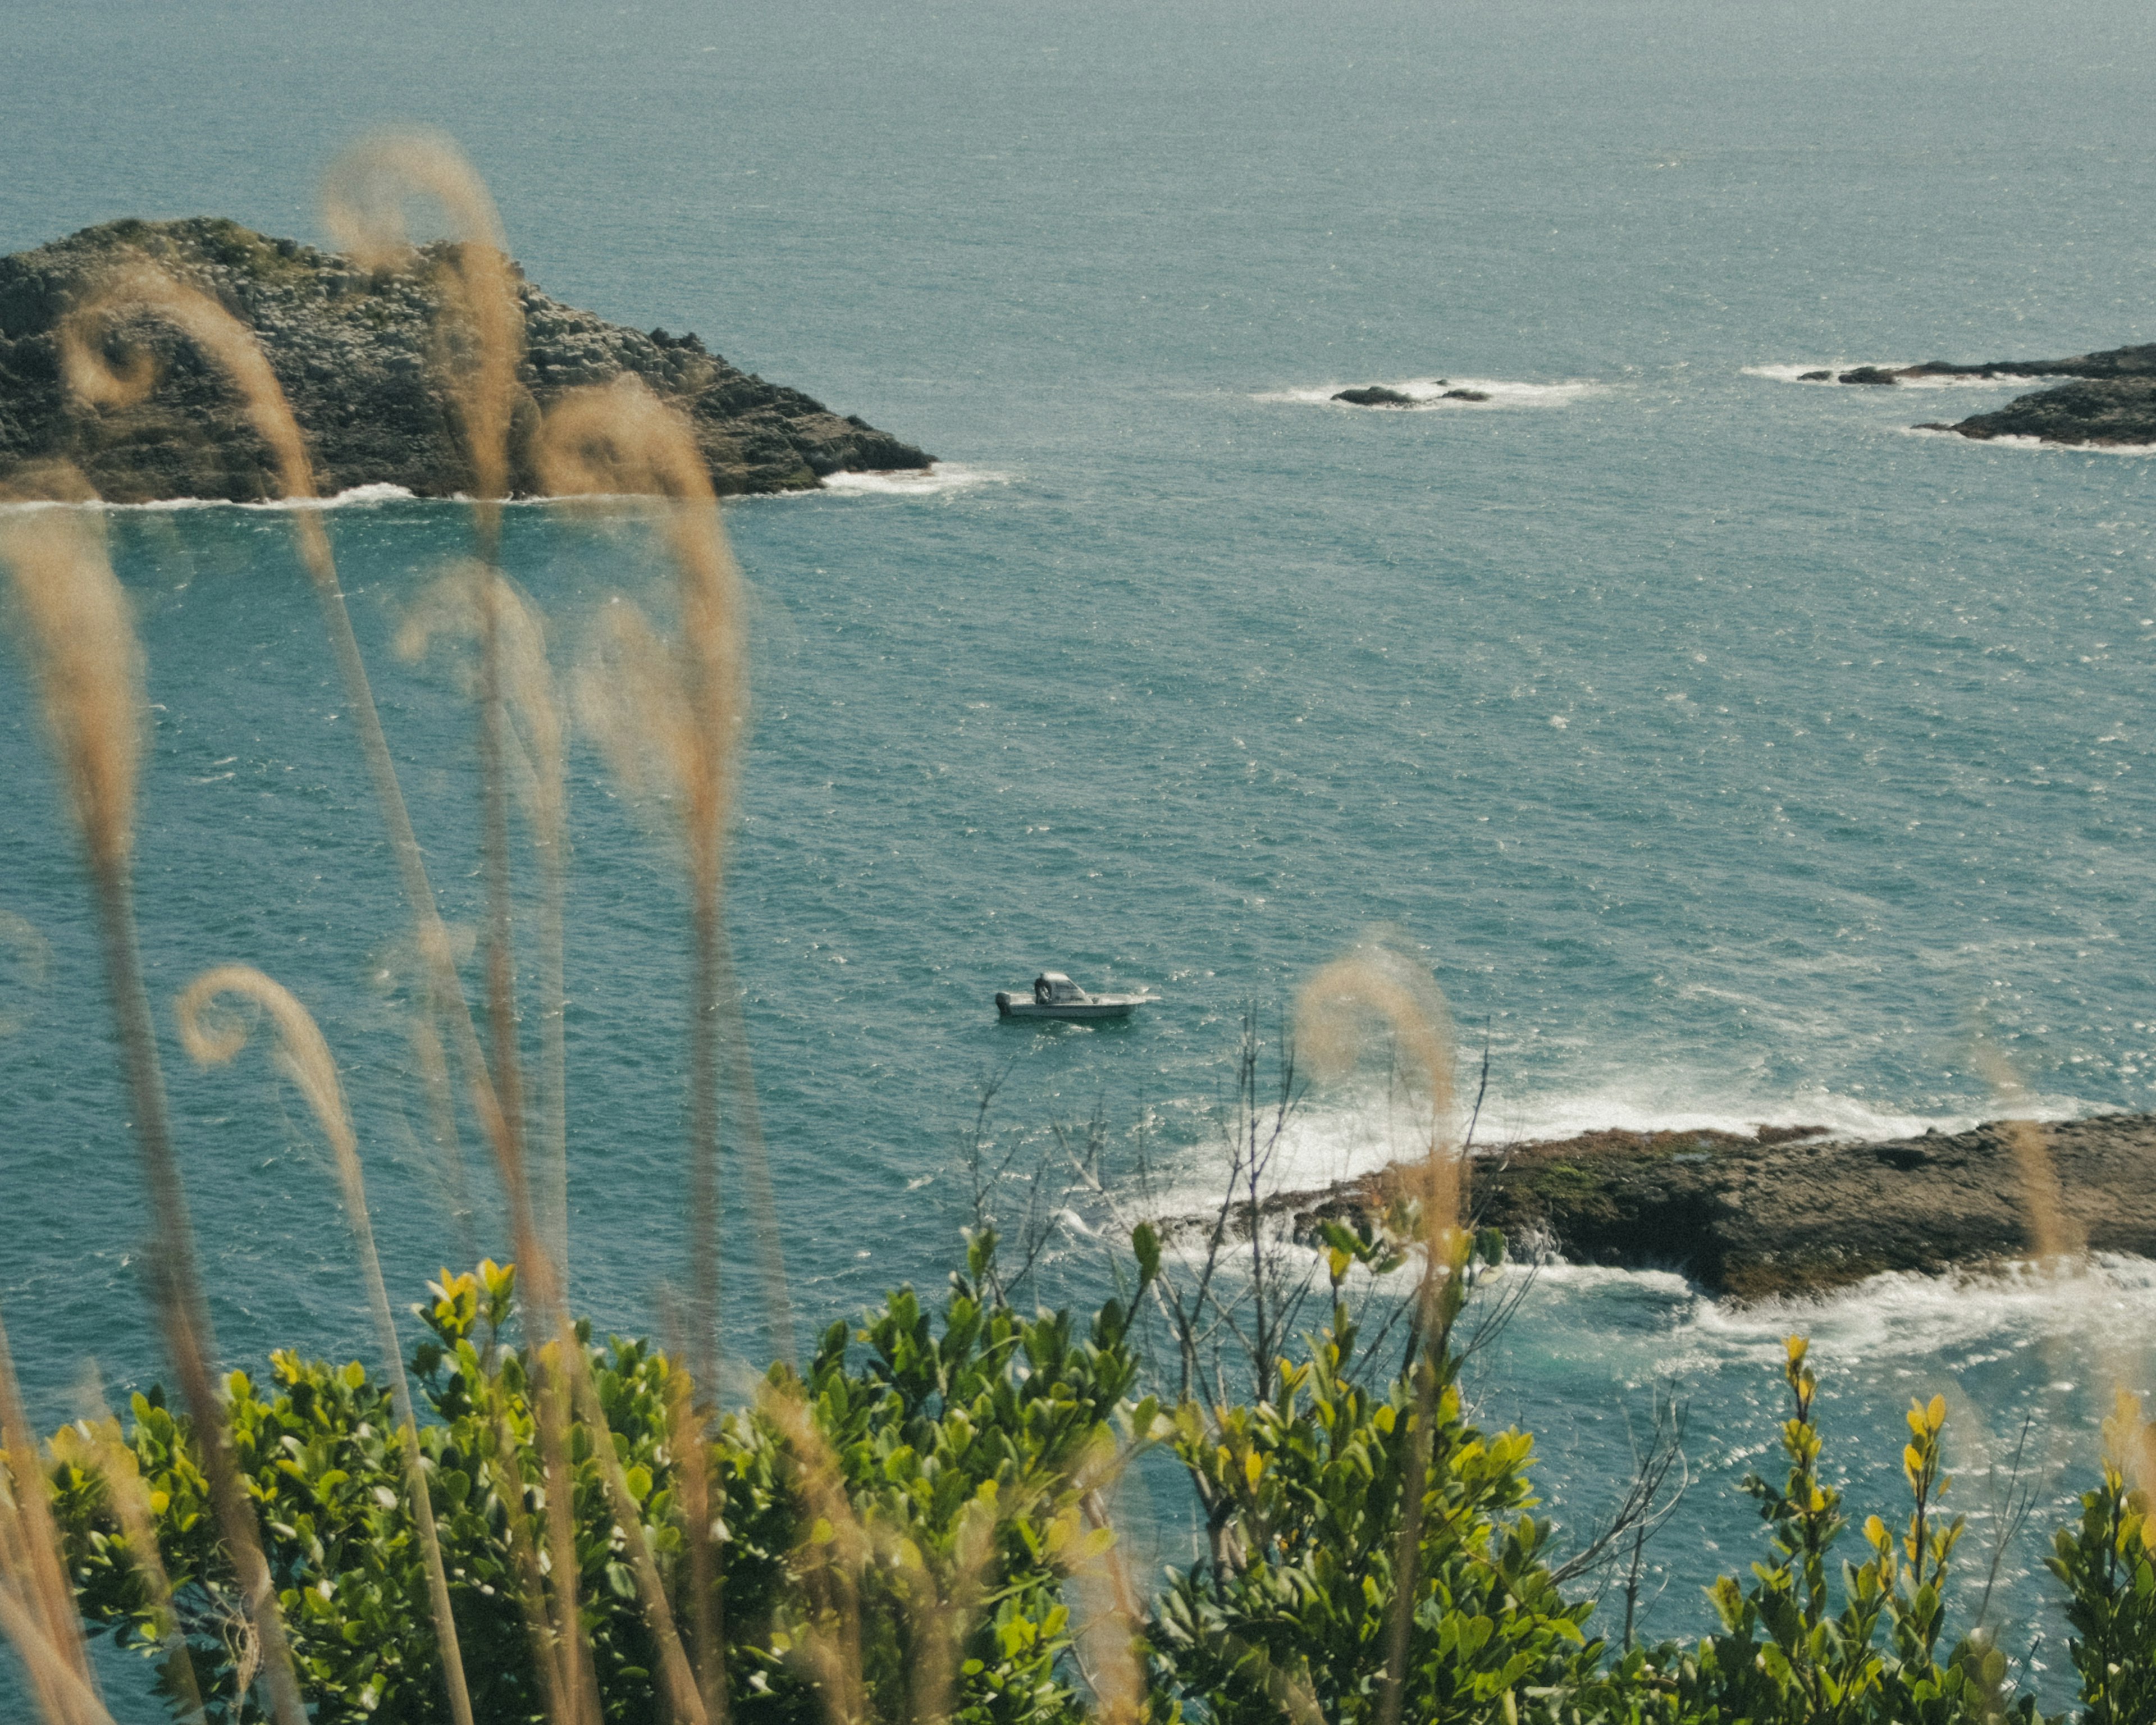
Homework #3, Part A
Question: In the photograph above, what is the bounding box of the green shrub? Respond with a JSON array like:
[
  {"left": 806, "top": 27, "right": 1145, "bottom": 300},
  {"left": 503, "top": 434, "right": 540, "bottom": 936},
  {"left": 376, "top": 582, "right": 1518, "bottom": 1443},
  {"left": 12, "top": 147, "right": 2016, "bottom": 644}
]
[
  {"left": 38, "top": 1239, "right": 2156, "bottom": 1725},
  {"left": 2044, "top": 1395, "right": 2156, "bottom": 1725}
]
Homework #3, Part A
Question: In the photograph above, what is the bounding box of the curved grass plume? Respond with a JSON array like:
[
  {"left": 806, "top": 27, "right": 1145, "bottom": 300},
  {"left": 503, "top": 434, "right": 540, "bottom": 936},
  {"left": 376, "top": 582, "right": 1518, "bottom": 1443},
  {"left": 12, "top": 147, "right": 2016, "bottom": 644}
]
[
  {"left": 1295, "top": 933, "right": 1459, "bottom": 1725},
  {"left": 0, "top": 503, "right": 309, "bottom": 1725},
  {"left": 173, "top": 965, "right": 477, "bottom": 1725},
  {"left": 325, "top": 133, "right": 575, "bottom": 1306}
]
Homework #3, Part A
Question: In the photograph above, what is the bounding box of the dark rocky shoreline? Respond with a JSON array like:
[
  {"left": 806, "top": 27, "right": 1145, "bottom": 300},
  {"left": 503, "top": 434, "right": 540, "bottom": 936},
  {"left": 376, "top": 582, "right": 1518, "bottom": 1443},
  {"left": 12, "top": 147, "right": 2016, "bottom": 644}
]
[
  {"left": 1230, "top": 1114, "right": 2156, "bottom": 1302},
  {"left": 0, "top": 217, "right": 931, "bottom": 503},
  {"left": 1797, "top": 343, "right": 2156, "bottom": 449}
]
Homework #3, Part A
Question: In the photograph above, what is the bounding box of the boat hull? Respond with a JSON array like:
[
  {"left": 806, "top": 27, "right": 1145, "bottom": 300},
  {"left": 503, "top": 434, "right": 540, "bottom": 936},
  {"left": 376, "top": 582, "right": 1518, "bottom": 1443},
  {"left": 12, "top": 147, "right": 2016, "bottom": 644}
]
[{"left": 995, "top": 995, "right": 1145, "bottom": 1021}]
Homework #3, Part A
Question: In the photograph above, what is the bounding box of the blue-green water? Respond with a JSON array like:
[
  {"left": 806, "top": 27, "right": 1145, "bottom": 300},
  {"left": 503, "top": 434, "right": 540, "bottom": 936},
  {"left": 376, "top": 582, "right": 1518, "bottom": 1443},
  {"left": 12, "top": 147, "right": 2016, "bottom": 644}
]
[{"left": 6, "top": 0, "right": 2156, "bottom": 1697}]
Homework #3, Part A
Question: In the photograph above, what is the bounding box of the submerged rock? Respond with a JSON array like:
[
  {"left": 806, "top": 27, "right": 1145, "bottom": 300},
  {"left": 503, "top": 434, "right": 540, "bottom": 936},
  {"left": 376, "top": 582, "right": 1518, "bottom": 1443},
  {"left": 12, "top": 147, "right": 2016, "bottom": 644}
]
[
  {"left": 0, "top": 216, "right": 931, "bottom": 502},
  {"left": 1797, "top": 369, "right": 1833, "bottom": 382},
  {"left": 1837, "top": 366, "right": 1899, "bottom": 386},
  {"left": 1440, "top": 387, "right": 1492, "bottom": 402},
  {"left": 1333, "top": 385, "right": 1416, "bottom": 407},
  {"left": 1206, "top": 1114, "right": 2156, "bottom": 1301}
]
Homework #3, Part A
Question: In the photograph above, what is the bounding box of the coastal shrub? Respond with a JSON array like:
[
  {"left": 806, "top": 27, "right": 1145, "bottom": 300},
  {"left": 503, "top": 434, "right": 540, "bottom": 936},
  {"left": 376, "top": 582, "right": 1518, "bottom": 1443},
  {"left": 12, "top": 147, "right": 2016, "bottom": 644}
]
[
  {"left": 51, "top": 1261, "right": 686, "bottom": 1723},
  {"left": 47, "top": 1226, "right": 2153, "bottom": 1725},
  {"left": 2044, "top": 1394, "right": 2156, "bottom": 1725},
  {"left": 45, "top": 1236, "right": 1141, "bottom": 1725},
  {"left": 1655, "top": 1336, "right": 2036, "bottom": 1725},
  {"left": 1146, "top": 1226, "right": 1614, "bottom": 1725}
]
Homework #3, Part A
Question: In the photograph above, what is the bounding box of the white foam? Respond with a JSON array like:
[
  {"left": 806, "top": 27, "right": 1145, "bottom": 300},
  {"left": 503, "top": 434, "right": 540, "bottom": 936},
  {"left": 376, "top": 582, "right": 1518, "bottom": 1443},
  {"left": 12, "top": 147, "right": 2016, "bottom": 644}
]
[
  {"left": 1684, "top": 1254, "right": 2156, "bottom": 1363},
  {"left": 1903, "top": 426, "right": 2156, "bottom": 456},
  {"left": 814, "top": 463, "right": 1011, "bottom": 496},
  {"left": 1258, "top": 376, "right": 1600, "bottom": 409},
  {"left": 1466, "top": 1080, "right": 2092, "bottom": 1151},
  {"left": 1748, "top": 362, "right": 2065, "bottom": 390},
  {"left": 0, "top": 482, "right": 418, "bottom": 515},
  {"left": 1134, "top": 1076, "right": 2099, "bottom": 1233}
]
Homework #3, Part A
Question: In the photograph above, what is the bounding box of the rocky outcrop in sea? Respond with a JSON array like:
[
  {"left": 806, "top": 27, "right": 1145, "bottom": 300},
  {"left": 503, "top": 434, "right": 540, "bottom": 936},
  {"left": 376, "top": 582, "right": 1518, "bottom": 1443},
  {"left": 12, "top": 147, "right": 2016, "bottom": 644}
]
[
  {"left": 0, "top": 217, "right": 931, "bottom": 503},
  {"left": 1797, "top": 343, "right": 2156, "bottom": 448},
  {"left": 1216, "top": 1114, "right": 2156, "bottom": 1302}
]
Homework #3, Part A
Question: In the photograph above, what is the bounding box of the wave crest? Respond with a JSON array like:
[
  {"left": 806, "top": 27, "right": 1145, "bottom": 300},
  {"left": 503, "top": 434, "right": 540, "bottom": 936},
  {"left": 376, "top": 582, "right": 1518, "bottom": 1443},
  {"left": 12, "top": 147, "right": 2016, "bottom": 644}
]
[{"left": 1259, "top": 376, "right": 1600, "bottom": 409}]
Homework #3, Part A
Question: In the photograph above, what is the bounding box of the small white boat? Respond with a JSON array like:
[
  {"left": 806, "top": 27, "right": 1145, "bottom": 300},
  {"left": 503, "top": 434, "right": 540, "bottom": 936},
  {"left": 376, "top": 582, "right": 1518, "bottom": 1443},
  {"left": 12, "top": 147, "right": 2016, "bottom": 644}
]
[{"left": 995, "top": 971, "right": 1156, "bottom": 1021}]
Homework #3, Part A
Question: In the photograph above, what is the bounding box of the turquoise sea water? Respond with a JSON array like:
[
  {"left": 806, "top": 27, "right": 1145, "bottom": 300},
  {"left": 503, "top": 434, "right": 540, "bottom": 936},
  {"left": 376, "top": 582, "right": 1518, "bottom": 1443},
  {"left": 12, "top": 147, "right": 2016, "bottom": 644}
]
[{"left": 7, "top": 0, "right": 2156, "bottom": 1697}]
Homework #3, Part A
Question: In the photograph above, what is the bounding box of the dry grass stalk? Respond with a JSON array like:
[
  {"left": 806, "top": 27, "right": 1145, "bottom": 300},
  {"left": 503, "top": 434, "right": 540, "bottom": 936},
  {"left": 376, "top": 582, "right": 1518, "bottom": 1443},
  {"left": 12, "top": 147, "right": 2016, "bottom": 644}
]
[
  {"left": 0, "top": 1583, "right": 115, "bottom": 1725},
  {"left": 399, "top": 562, "right": 573, "bottom": 1279},
  {"left": 1971, "top": 1042, "right": 2082, "bottom": 1267},
  {"left": 321, "top": 135, "right": 533, "bottom": 1249},
  {"left": 0, "top": 909, "right": 55, "bottom": 1037},
  {"left": 542, "top": 378, "right": 800, "bottom": 1717},
  {"left": 0, "top": 508, "right": 139, "bottom": 875},
  {"left": 485, "top": 1407, "right": 575, "bottom": 1725},
  {"left": 412, "top": 971, "right": 481, "bottom": 1261},
  {"left": 322, "top": 152, "right": 583, "bottom": 1477},
  {"left": 321, "top": 131, "right": 523, "bottom": 533},
  {"left": 666, "top": 1360, "right": 725, "bottom": 1721},
  {"left": 899, "top": 1491, "right": 1000, "bottom": 1725},
  {"left": 542, "top": 377, "right": 794, "bottom": 1359},
  {"left": 173, "top": 965, "right": 476, "bottom": 1725},
  {"left": 60, "top": 257, "right": 531, "bottom": 1275},
  {"left": 1069, "top": 1454, "right": 1146, "bottom": 1725},
  {"left": 2107, "top": 1391, "right": 2156, "bottom": 1543},
  {"left": 59, "top": 1379, "right": 207, "bottom": 1720},
  {"left": 1295, "top": 936, "right": 1458, "bottom": 1725},
  {"left": 758, "top": 1388, "right": 869, "bottom": 1725},
  {"left": 555, "top": 1353, "right": 710, "bottom": 1725},
  {"left": 0, "top": 1312, "right": 99, "bottom": 1724},
  {"left": 0, "top": 504, "right": 309, "bottom": 1725}
]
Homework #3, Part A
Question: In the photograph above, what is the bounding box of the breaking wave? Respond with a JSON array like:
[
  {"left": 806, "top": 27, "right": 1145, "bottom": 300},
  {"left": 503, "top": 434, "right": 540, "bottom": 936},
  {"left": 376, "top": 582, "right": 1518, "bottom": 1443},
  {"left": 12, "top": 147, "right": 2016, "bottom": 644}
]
[
  {"left": 1903, "top": 426, "right": 2156, "bottom": 456},
  {"left": 0, "top": 481, "right": 419, "bottom": 513},
  {"left": 1748, "top": 362, "right": 2060, "bottom": 389},
  {"left": 1259, "top": 376, "right": 1600, "bottom": 409},
  {"left": 815, "top": 463, "right": 1013, "bottom": 496}
]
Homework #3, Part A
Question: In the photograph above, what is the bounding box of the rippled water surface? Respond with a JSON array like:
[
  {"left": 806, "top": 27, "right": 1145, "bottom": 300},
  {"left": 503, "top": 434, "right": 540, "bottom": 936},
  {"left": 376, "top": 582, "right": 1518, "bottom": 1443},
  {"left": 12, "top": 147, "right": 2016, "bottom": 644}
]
[{"left": 5, "top": 0, "right": 2156, "bottom": 1695}]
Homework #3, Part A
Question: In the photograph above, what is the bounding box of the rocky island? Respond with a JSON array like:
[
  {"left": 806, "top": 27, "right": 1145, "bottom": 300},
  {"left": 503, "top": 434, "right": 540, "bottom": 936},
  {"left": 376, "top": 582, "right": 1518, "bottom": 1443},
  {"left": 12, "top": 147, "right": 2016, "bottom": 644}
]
[
  {"left": 1233, "top": 1113, "right": 2156, "bottom": 1302},
  {"left": 0, "top": 217, "right": 932, "bottom": 503},
  {"left": 1797, "top": 343, "right": 2156, "bottom": 449}
]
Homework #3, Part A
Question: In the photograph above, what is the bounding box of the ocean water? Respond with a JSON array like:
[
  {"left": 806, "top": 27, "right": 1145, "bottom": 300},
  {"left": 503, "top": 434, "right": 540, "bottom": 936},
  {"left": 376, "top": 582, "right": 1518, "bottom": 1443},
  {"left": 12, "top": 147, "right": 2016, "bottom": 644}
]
[{"left": 6, "top": 0, "right": 2156, "bottom": 1699}]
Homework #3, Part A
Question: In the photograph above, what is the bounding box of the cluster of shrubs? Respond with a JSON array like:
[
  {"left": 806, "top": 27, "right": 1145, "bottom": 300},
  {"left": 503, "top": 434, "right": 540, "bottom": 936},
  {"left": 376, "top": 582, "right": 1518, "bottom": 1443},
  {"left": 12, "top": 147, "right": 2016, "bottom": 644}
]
[{"left": 45, "top": 1233, "right": 2156, "bottom": 1724}]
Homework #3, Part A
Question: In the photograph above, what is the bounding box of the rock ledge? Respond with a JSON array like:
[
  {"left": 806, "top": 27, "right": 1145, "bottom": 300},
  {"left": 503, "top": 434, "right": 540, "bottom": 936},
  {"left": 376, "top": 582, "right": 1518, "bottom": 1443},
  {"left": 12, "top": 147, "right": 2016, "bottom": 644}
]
[{"left": 1223, "top": 1115, "right": 2156, "bottom": 1302}]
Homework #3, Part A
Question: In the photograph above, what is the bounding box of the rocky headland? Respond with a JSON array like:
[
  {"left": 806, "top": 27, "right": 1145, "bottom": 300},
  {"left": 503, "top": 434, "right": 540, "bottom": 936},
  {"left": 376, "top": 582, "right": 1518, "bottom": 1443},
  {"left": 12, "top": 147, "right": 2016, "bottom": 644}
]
[
  {"left": 0, "top": 217, "right": 931, "bottom": 503},
  {"left": 1231, "top": 1114, "right": 2156, "bottom": 1302},
  {"left": 1796, "top": 343, "right": 2156, "bottom": 449}
]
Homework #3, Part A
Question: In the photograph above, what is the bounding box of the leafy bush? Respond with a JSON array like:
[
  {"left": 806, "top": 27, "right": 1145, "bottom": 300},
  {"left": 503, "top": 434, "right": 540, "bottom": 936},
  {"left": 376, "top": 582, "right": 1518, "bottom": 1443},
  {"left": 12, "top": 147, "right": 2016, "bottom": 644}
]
[
  {"left": 1659, "top": 1336, "right": 2035, "bottom": 1725},
  {"left": 2045, "top": 1394, "right": 2156, "bottom": 1725},
  {"left": 38, "top": 1238, "right": 2156, "bottom": 1725},
  {"left": 1149, "top": 1228, "right": 1609, "bottom": 1725}
]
